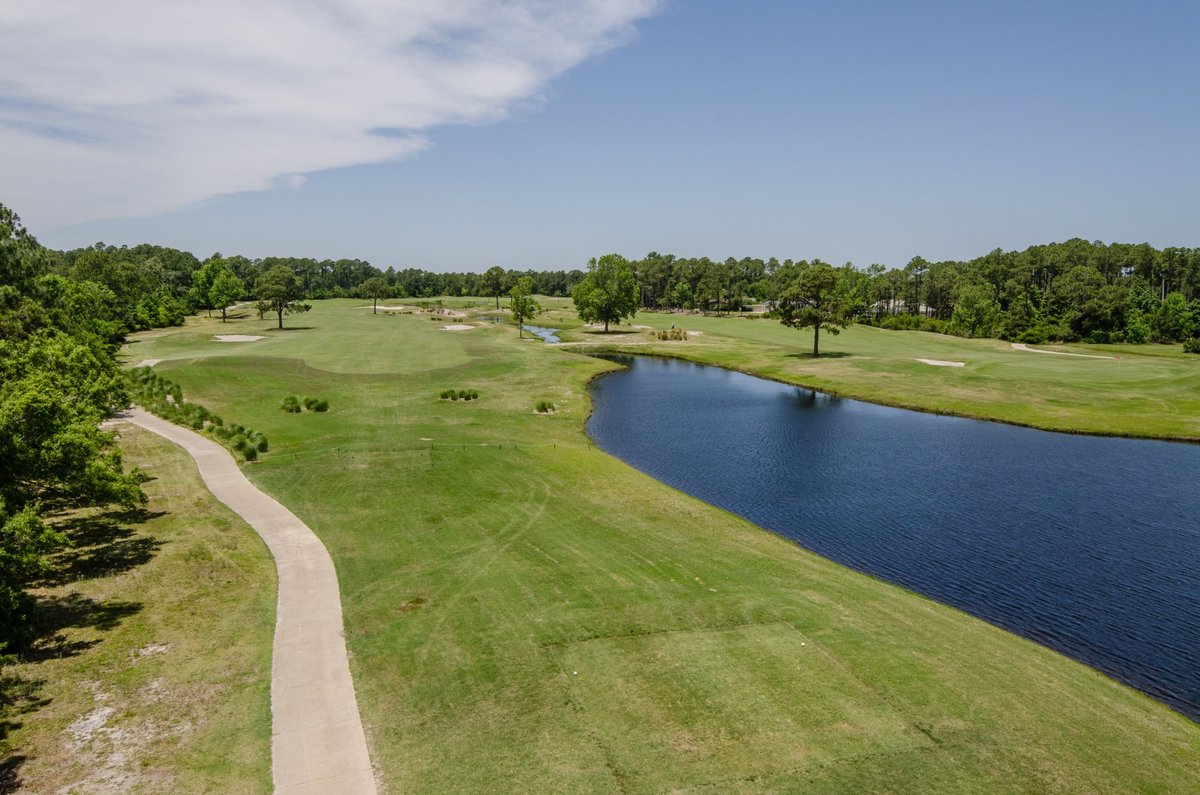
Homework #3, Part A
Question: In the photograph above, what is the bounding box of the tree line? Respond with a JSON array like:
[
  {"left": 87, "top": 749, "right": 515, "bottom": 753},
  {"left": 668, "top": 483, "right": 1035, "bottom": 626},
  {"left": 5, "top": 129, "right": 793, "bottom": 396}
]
[{"left": 626, "top": 241, "right": 1200, "bottom": 345}]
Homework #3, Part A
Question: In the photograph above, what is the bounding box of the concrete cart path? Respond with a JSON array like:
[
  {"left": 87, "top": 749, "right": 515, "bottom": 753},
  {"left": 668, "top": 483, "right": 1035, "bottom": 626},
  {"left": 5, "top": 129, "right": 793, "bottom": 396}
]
[{"left": 116, "top": 408, "right": 377, "bottom": 795}]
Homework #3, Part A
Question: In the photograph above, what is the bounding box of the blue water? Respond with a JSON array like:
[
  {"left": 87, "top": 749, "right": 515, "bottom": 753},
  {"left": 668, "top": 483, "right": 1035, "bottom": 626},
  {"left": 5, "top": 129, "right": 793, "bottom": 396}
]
[
  {"left": 586, "top": 355, "right": 1200, "bottom": 722},
  {"left": 524, "top": 325, "right": 560, "bottom": 343}
]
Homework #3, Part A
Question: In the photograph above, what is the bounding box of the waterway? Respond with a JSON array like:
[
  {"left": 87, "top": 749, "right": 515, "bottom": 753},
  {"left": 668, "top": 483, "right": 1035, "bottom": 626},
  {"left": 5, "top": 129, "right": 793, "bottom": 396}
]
[
  {"left": 523, "top": 325, "right": 561, "bottom": 343},
  {"left": 585, "top": 354, "right": 1200, "bottom": 721}
]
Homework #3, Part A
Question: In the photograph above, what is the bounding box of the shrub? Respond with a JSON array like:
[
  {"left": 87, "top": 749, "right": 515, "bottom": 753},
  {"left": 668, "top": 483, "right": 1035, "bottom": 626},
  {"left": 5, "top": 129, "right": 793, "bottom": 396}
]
[
  {"left": 243, "top": 446, "right": 258, "bottom": 461},
  {"left": 1017, "top": 325, "right": 1049, "bottom": 344},
  {"left": 281, "top": 396, "right": 301, "bottom": 413},
  {"left": 656, "top": 328, "right": 687, "bottom": 340},
  {"left": 536, "top": 400, "right": 555, "bottom": 413},
  {"left": 313, "top": 399, "right": 329, "bottom": 412},
  {"left": 1184, "top": 337, "right": 1200, "bottom": 354}
]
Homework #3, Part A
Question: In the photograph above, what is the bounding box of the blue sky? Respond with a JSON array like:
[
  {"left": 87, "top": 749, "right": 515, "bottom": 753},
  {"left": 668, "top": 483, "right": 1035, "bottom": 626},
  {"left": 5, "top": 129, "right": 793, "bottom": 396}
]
[{"left": 6, "top": 0, "right": 1199, "bottom": 270}]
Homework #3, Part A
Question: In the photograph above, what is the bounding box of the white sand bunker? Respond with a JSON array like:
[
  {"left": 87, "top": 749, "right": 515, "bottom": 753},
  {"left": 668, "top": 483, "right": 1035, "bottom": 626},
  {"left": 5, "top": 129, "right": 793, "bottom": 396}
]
[
  {"left": 442, "top": 324, "right": 474, "bottom": 331},
  {"left": 374, "top": 305, "right": 411, "bottom": 312},
  {"left": 214, "top": 335, "right": 265, "bottom": 342},
  {"left": 686, "top": 330, "right": 704, "bottom": 337},
  {"left": 917, "top": 358, "right": 965, "bottom": 367},
  {"left": 136, "top": 359, "right": 161, "bottom": 367}
]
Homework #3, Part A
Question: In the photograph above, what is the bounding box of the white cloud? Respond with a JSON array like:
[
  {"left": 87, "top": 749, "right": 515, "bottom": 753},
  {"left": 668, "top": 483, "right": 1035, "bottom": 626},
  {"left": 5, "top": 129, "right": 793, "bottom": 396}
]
[{"left": 0, "top": 0, "right": 662, "bottom": 229}]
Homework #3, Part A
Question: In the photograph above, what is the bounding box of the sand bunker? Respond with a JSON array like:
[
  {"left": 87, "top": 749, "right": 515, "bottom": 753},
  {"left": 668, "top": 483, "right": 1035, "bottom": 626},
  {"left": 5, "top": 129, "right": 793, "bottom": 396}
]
[
  {"left": 1011, "top": 342, "right": 1114, "bottom": 359},
  {"left": 214, "top": 335, "right": 265, "bottom": 342},
  {"left": 917, "top": 358, "right": 965, "bottom": 367},
  {"left": 373, "top": 305, "right": 411, "bottom": 312},
  {"left": 442, "top": 324, "right": 474, "bottom": 331},
  {"left": 136, "top": 359, "right": 161, "bottom": 367}
]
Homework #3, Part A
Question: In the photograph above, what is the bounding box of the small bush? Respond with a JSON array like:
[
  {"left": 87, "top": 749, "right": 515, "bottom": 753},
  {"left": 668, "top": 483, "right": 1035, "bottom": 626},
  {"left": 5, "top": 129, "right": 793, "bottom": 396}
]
[
  {"left": 242, "top": 446, "right": 258, "bottom": 461},
  {"left": 313, "top": 399, "right": 329, "bottom": 412},
  {"left": 440, "top": 389, "right": 454, "bottom": 399},
  {"left": 449, "top": 392, "right": 459, "bottom": 401},
  {"left": 656, "top": 328, "right": 687, "bottom": 340},
  {"left": 1184, "top": 337, "right": 1200, "bottom": 354},
  {"left": 536, "top": 400, "right": 555, "bottom": 413},
  {"left": 281, "top": 396, "right": 301, "bottom": 413}
]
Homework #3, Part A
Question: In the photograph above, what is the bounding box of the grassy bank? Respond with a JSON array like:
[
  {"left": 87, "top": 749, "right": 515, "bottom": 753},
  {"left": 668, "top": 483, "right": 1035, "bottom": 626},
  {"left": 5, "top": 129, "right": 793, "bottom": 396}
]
[
  {"left": 558, "top": 311, "right": 1200, "bottom": 441},
  {"left": 0, "top": 427, "right": 274, "bottom": 793},
  {"left": 124, "top": 300, "right": 1200, "bottom": 791}
]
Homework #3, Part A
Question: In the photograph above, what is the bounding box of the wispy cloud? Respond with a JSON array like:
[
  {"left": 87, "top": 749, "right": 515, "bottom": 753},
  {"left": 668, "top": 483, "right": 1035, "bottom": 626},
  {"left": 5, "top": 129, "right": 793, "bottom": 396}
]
[{"left": 0, "top": 0, "right": 662, "bottom": 229}]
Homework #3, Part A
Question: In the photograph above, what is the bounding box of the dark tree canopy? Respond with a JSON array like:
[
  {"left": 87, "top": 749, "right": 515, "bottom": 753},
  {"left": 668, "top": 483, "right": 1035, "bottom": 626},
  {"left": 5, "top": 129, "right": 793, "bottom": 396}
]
[
  {"left": 776, "top": 261, "right": 854, "bottom": 356},
  {"left": 572, "top": 254, "right": 638, "bottom": 333},
  {"left": 256, "top": 265, "right": 310, "bottom": 329}
]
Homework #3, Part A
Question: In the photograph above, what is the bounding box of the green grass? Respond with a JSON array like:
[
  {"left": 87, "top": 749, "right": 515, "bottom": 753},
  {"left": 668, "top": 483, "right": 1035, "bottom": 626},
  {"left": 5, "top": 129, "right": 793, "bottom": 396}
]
[
  {"left": 2, "top": 427, "right": 273, "bottom": 793},
  {"left": 121, "top": 300, "right": 1200, "bottom": 791},
  {"left": 560, "top": 311, "right": 1200, "bottom": 440}
]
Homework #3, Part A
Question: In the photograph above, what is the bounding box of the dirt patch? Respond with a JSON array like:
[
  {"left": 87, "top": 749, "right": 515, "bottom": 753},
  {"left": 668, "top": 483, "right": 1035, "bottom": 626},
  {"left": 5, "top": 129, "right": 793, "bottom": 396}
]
[
  {"left": 916, "top": 358, "right": 965, "bottom": 367},
  {"left": 213, "top": 335, "right": 265, "bottom": 342}
]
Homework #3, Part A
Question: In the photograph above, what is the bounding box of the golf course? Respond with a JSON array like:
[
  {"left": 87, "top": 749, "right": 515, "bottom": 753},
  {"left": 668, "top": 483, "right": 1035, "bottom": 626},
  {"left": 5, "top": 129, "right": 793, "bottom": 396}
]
[
  {"left": 9, "top": 297, "right": 1199, "bottom": 790},
  {"left": 17, "top": 298, "right": 1187, "bottom": 791}
]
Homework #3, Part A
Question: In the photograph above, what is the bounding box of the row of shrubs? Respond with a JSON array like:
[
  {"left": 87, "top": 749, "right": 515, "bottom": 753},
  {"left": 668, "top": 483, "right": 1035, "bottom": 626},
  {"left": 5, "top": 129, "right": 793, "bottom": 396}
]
[
  {"left": 1185, "top": 338, "right": 1200, "bottom": 354},
  {"left": 281, "top": 395, "right": 330, "bottom": 413},
  {"left": 440, "top": 389, "right": 480, "bottom": 401},
  {"left": 655, "top": 328, "right": 688, "bottom": 340},
  {"left": 126, "top": 367, "right": 268, "bottom": 461}
]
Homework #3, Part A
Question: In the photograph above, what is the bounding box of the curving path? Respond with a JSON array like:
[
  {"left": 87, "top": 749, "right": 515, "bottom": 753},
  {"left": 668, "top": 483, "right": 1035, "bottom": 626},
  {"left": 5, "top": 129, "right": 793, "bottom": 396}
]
[
  {"left": 116, "top": 408, "right": 377, "bottom": 795},
  {"left": 1010, "top": 342, "right": 1114, "bottom": 359}
]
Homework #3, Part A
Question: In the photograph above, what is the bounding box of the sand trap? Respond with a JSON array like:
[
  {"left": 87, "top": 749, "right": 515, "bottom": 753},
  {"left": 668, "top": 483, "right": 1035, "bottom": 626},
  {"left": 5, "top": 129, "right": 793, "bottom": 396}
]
[
  {"left": 917, "top": 358, "right": 965, "bottom": 367},
  {"left": 442, "top": 324, "right": 474, "bottom": 331},
  {"left": 136, "top": 359, "right": 161, "bottom": 367},
  {"left": 686, "top": 330, "right": 704, "bottom": 337},
  {"left": 372, "top": 305, "right": 411, "bottom": 312},
  {"left": 214, "top": 335, "right": 265, "bottom": 342},
  {"left": 1011, "top": 342, "right": 1114, "bottom": 359}
]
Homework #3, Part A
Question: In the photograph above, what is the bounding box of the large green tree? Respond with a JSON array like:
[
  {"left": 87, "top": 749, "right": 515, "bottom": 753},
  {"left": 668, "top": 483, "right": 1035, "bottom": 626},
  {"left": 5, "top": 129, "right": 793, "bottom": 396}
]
[
  {"left": 572, "top": 254, "right": 638, "bottom": 333},
  {"left": 508, "top": 276, "right": 541, "bottom": 337},
  {"left": 776, "top": 261, "right": 852, "bottom": 356},
  {"left": 210, "top": 266, "right": 244, "bottom": 322},
  {"left": 359, "top": 276, "right": 389, "bottom": 314},
  {"left": 0, "top": 203, "right": 147, "bottom": 648},
  {"left": 481, "top": 266, "right": 507, "bottom": 309},
  {"left": 256, "top": 265, "right": 310, "bottom": 329}
]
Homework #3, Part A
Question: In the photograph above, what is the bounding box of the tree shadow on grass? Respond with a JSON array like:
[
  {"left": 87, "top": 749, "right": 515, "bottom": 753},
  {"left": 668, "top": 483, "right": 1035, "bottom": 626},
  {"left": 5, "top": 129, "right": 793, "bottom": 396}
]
[
  {"left": 0, "top": 506, "right": 160, "bottom": 782},
  {"left": 782, "top": 351, "right": 852, "bottom": 360},
  {"left": 38, "top": 508, "right": 165, "bottom": 588},
  {"left": 580, "top": 328, "right": 643, "bottom": 336}
]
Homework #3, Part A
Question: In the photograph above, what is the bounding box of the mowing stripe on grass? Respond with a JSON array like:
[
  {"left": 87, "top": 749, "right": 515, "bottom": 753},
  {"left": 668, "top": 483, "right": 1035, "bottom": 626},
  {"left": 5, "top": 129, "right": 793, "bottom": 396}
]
[{"left": 116, "top": 408, "right": 377, "bottom": 795}]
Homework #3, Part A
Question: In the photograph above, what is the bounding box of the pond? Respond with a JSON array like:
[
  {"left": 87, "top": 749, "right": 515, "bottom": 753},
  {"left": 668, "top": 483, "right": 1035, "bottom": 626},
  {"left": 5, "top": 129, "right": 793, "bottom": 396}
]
[{"left": 585, "top": 354, "right": 1200, "bottom": 721}]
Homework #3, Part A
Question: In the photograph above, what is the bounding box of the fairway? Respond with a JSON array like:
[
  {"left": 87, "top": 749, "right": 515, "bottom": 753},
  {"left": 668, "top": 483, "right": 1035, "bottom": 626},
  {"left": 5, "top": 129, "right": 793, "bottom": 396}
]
[
  {"left": 562, "top": 311, "right": 1200, "bottom": 440},
  {"left": 122, "top": 300, "right": 1200, "bottom": 792}
]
